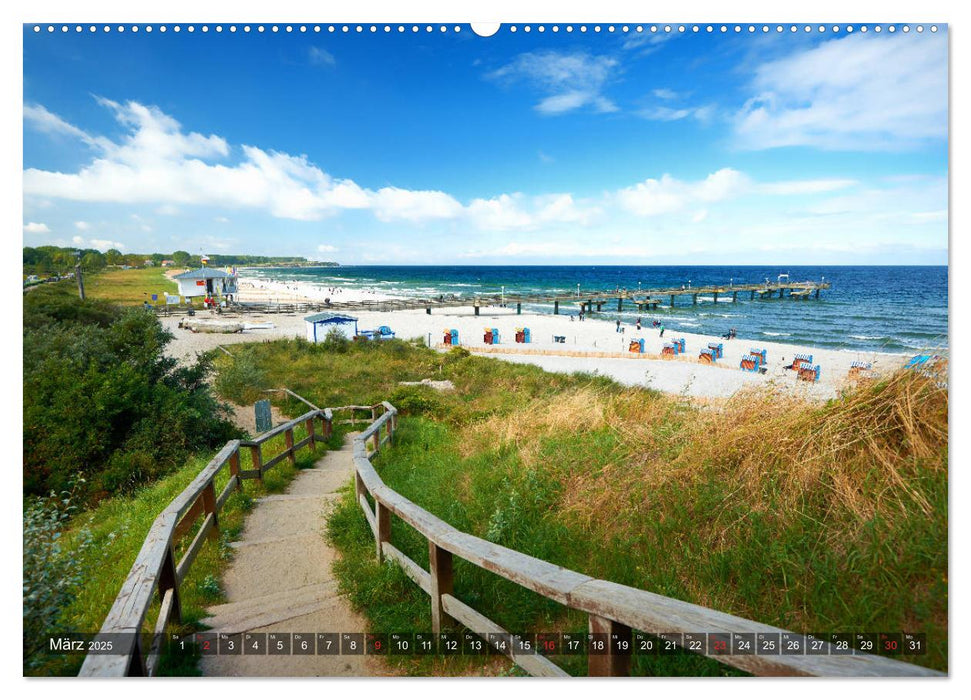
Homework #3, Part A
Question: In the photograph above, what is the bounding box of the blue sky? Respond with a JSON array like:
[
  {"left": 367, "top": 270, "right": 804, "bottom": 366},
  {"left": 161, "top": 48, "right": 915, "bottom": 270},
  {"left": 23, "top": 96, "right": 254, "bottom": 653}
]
[{"left": 22, "top": 23, "right": 948, "bottom": 264}]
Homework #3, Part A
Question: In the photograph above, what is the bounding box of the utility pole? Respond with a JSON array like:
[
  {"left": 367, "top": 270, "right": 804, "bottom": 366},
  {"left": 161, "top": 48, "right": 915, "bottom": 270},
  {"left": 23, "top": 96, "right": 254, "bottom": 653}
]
[{"left": 75, "top": 250, "right": 86, "bottom": 300}]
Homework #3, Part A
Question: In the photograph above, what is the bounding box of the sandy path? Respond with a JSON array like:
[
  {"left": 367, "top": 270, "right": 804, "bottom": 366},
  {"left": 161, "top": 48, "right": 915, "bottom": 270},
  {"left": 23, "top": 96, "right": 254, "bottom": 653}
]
[{"left": 199, "top": 434, "right": 392, "bottom": 677}]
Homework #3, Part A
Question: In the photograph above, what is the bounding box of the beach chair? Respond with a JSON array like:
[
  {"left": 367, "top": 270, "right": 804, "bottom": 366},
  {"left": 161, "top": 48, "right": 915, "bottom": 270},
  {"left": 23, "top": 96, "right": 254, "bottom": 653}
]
[
  {"left": 707, "top": 342, "right": 723, "bottom": 359},
  {"left": 523, "top": 327, "right": 531, "bottom": 343},
  {"left": 628, "top": 338, "right": 646, "bottom": 354},
  {"left": 848, "top": 360, "right": 873, "bottom": 378},
  {"left": 483, "top": 328, "right": 494, "bottom": 345},
  {"left": 699, "top": 348, "right": 716, "bottom": 364},
  {"left": 451, "top": 329, "right": 460, "bottom": 346},
  {"left": 750, "top": 348, "right": 767, "bottom": 365},
  {"left": 740, "top": 354, "right": 761, "bottom": 372},
  {"left": 674, "top": 338, "right": 685, "bottom": 354},
  {"left": 492, "top": 328, "right": 500, "bottom": 344},
  {"left": 905, "top": 355, "right": 931, "bottom": 369},
  {"left": 661, "top": 343, "right": 677, "bottom": 357},
  {"left": 798, "top": 364, "right": 821, "bottom": 383},
  {"left": 790, "top": 353, "right": 813, "bottom": 370},
  {"left": 442, "top": 329, "right": 452, "bottom": 346},
  {"left": 515, "top": 328, "right": 525, "bottom": 343}
]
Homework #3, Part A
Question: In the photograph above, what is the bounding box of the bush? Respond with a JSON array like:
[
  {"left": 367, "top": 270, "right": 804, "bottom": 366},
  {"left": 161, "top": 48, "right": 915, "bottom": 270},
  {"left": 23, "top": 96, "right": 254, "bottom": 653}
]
[
  {"left": 214, "top": 353, "right": 268, "bottom": 405},
  {"left": 389, "top": 384, "right": 445, "bottom": 417},
  {"left": 320, "top": 328, "right": 351, "bottom": 353},
  {"left": 23, "top": 306, "right": 241, "bottom": 502},
  {"left": 23, "top": 484, "right": 92, "bottom": 669}
]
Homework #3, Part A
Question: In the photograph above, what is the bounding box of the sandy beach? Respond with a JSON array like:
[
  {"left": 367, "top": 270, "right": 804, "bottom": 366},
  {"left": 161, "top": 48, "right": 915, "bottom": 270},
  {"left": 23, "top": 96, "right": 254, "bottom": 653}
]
[{"left": 161, "top": 274, "right": 909, "bottom": 401}]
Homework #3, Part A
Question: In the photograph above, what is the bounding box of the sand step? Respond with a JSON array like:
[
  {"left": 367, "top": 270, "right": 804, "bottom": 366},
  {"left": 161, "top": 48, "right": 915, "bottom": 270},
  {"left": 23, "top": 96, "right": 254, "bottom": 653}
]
[{"left": 202, "top": 580, "right": 342, "bottom": 633}]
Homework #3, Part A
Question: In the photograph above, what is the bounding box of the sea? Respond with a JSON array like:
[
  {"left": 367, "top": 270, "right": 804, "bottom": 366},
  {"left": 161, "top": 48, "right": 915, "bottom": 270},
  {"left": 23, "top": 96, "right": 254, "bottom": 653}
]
[{"left": 240, "top": 265, "right": 948, "bottom": 354}]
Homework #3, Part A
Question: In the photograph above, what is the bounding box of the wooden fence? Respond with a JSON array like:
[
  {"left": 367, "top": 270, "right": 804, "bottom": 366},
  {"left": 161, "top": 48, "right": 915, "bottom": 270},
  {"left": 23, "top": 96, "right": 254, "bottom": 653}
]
[
  {"left": 77, "top": 391, "right": 356, "bottom": 677},
  {"left": 81, "top": 398, "right": 942, "bottom": 677}
]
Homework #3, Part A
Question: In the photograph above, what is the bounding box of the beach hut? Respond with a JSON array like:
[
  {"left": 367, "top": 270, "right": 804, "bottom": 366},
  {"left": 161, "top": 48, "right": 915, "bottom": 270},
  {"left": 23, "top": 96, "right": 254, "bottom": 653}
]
[
  {"left": 848, "top": 361, "right": 873, "bottom": 378},
  {"left": 750, "top": 348, "right": 767, "bottom": 365},
  {"left": 305, "top": 313, "right": 359, "bottom": 342},
  {"left": 699, "top": 348, "right": 716, "bottom": 364},
  {"left": 707, "top": 342, "right": 724, "bottom": 359},
  {"left": 674, "top": 338, "right": 685, "bottom": 354},
  {"left": 661, "top": 343, "right": 678, "bottom": 357},
  {"left": 173, "top": 267, "right": 238, "bottom": 300},
  {"left": 628, "top": 338, "right": 645, "bottom": 354}
]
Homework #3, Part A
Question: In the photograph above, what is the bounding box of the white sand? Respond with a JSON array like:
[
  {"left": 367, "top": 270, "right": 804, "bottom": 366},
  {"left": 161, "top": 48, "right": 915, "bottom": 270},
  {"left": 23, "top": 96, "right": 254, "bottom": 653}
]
[{"left": 163, "top": 293, "right": 907, "bottom": 401}]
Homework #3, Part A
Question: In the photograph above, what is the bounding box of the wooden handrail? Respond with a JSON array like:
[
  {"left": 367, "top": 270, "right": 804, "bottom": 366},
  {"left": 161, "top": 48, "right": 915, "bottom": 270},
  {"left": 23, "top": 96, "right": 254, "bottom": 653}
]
[
  {"left": 348, "top": 409, "right": 942, "bottom": 678},
  {"left": 81, "top": 396, "right": 941, "bottom": 678},
  {"left": 79, "top": 390, "right": 337, "bottom": 677}
]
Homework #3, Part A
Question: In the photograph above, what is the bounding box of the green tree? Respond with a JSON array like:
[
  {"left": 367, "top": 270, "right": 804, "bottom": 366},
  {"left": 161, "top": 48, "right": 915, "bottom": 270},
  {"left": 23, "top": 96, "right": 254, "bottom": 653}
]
[
  {"left": 105, "top": 248, "right": 123, "bottom": 266},
  {"left": 80, "top": 251, "right": 105, "bottom": 270},
  {"left": 172, "top": 250, "right": 191, "bottom": 266}
]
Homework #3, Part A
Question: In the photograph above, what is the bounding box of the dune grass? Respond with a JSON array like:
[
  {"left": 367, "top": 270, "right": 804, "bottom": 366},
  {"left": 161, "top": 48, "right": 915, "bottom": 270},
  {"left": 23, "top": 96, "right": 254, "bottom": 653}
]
[{"left": 210, "top": 338, "right": 947, "bottom": 676}]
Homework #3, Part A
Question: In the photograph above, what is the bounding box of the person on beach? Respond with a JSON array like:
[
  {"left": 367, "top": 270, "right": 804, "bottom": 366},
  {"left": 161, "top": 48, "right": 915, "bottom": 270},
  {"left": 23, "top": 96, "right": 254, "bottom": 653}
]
[
  {"left": 636, "top": 317, "right": 642, "bottom": 330},
  {"left": 659, "top": 324, "right": 665, "bottom": 337},
  {"left": 616, "top": 320, "right": 621, "bottom": 333}
]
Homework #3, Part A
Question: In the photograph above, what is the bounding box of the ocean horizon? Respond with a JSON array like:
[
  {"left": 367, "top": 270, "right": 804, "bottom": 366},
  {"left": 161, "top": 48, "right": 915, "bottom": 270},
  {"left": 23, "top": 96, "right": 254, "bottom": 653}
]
[{"left": 239, "top": 264, "right": 948, "bottom": 355}]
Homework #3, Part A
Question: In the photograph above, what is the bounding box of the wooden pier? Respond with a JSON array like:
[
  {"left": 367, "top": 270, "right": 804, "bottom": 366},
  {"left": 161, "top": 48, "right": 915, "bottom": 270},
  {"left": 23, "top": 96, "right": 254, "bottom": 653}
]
[{"left": 155, "top": 280, "right": 830, "bottom": 317}]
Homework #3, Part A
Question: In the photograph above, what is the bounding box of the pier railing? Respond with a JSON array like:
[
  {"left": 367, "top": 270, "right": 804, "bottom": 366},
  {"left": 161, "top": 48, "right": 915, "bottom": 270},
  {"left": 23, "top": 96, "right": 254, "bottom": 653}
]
[{"left": 81, "top": 392, "right": 939, "bottom": 678}]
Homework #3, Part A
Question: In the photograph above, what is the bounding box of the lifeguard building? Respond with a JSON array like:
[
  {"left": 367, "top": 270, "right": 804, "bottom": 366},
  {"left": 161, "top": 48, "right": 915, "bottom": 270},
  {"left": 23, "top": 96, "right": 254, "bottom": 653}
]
[{"left": 172, "top": 267, "right": 238, "bottom": 300}]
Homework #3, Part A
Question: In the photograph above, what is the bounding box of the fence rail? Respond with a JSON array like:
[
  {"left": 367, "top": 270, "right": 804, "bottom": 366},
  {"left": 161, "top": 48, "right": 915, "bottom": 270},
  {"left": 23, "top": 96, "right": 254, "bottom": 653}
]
[
  {"left": 81, "top": 398, "right": 942, "bottom": 677},
  {"left": 78, "top": 391, "right": 336, "bottom": 677}
]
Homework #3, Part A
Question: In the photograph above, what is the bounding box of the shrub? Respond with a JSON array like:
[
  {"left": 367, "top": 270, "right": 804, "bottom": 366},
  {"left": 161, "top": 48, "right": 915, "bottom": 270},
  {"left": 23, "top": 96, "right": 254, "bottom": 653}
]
[
  {"left": 320, "top": 328, "right": 351, "bottom": 353},
  {"left": 214, "top": 353, "right": 268, "bottom": 405},
  {"left": 389, "top": 384, "right": 445, "bottom": 417},
  {"left": 23, "top": 306, "right": 241, "bottom": 502},
  {"left": 23, "top": 484, "right": 92, "bottom": 669}
]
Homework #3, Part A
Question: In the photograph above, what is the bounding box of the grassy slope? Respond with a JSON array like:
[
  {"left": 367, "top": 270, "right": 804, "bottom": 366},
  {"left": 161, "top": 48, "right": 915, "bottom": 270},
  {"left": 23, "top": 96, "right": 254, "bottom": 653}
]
[
  {"left": 82, "top": 267, "right": 178, "bottom": 305},
  {"left": 212, "top": 339, "right": 948, "bottom": 676}
]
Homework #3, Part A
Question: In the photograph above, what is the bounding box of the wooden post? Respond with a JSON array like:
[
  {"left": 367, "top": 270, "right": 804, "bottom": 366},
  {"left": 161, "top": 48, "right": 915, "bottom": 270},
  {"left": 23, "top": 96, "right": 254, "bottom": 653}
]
[
  {"left": 553, "top": 300, "right": 559, "bottom": 315},
  {"left": 285, "top": 428, "right": 296, "bottom": 466},
  {"left": 355, "top": 471, "right": 366, "bottom": 504},
  {"left": 375, "top": 502, "right": 391, "bottom": 563},
  {"left": 426, "top": 307, "right": 431, "bottom": 315},
  {"left": 158, "top": 543, "right": 182, "bottom": 625},
  {"left": 670, "top": 295, "right": 675, "bottom": 308},
  {"left": 201, "top": 481, "right": 219, "bottom": 538},
  {"left": 713, "top": 292, "right": 719, "bottom": 304},
  {"left": 324, "top": 415, "right": 332, "bottom": 439},
  {"left": 751, "top": 290, "right": 756, "bottom": 300},
  {"left": 306, "top": 417, "right": 317, "bottom": 451},
  {"left": 474, "top": 305, "right": 480, "bottom": 316},
  {"left": 693, "top": 293, "right": 698, "bottom": 305},
  {"left": 250, "top": 444, "right": 264, "bottom": 482},
  {"left": 815, "top": 288, "right": 820, "bottom": 299},
  {"left": 616, "top": 297, "right": 622, "bottom": 312},
  {"left": 516, "top": 302, "right": 521, "bottom": 314},
  {"left": 386, "top": 416, "right": 393, "bottom": 445},
  {"left": 587, "top": 615, "right": 631, "bottom": 677},
  {"left": 428, "top": 542, "right": 454, "bottom": 634},
  {"left": 733, "top": 291, "right": 738, "bottom": 303},
  {"left": 228, "top": 449, "right": 242, "bottom": 488}
]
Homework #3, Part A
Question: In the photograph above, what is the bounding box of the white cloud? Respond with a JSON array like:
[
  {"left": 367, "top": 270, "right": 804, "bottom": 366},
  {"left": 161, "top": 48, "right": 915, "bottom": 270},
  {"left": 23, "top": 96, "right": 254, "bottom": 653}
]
[
  {"left": 639, "top": 105, "right": 714, "bottom": 123},
  {"left": 309, "top": 47, "right": 336, "bottom": 67},
  {"left": 652, "top": 88, "right": 681, "bottom": 100},
  {"left": 23, "top": 104, "right": 111, "bottom": 150},
  {"left": 465, "top": 193, "right": 602, "bottom": 231},
  {"left": 370, "top": 187, "right": 463, "bottom": 223},
  {"left": 74, "top": 221, "right": 91, "bottom": 230},
  {"left": 488, "top": 51, "right": 619, "bottom": 115},
  {"left": 317, "top": 244, "right": 338, "bottom": 253},
  {"left": 214, "top": 216, "right": 230, "bottom": 223},
  {"left": 616, "top": 168, "right": 751, "bottom": 216},
  {"left": 691, "top": 210, "right": 708, "bottom": 223},
  {"left": 466, "top": 194, "right": 533, "bottom": 230},
  {"left": 734, "top": 33, "right": 947, "bottom": 150},
  {"left": 23, "top": 221, "right": 50, "bottom": 233},
  {"left": 758, "top": 179, "right": 858, "bottom": 195},
  {"left": 72, "top": 235, "right": 124, "bottom": 251}
]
